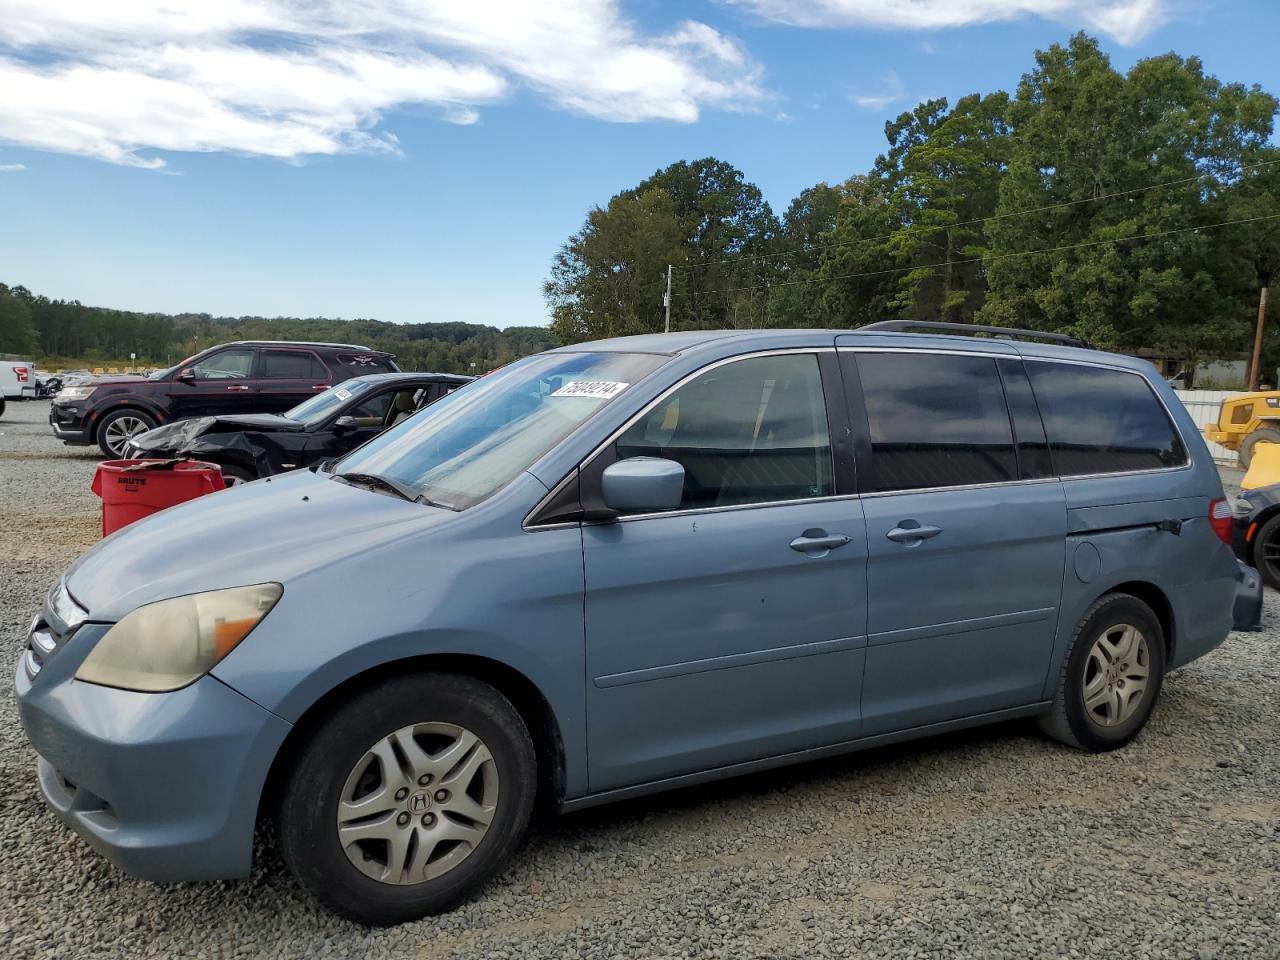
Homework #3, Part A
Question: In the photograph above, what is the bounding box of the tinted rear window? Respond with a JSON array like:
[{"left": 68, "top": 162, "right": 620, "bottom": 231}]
[
  {"left": 259, "top": 349, "right": 326, "bottom": 379},
  {"left": 856, "top": 352, "right": 1017, "bottom": 492},
  {"left": 1025, "top": 361, "right": 1187, "bottom": 476}
]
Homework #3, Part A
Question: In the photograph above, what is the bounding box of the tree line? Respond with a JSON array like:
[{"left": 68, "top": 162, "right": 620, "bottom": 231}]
[
  {"left": 0, "top": 282, "right": 555, "bottom": 374},
  {"left": 544, "top": 34, "right": 1280, "bottom": 381}
]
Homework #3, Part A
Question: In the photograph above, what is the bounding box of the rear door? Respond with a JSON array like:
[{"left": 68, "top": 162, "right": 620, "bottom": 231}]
[
  {"left": 253, "top": 348, "right": 331, "bottom": 413},
  {"left": 842, "top": 347, "right": 1068, "bottom": 735},
  {"left": 582, "top": 351, "right": 869, "bottom": 792}
]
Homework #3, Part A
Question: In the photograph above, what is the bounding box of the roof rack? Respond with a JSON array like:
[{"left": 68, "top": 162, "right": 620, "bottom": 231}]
[{"left": 858, "top": 320, "right": 1094, "bottom": 350}]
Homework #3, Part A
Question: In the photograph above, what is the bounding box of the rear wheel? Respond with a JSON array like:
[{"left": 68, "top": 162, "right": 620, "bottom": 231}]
[
  {"left": 1240, "top": 427, "right": 1280, "bottom": 468},
  {"left": 1039, "top": 593, "right": 1165, "bottom": 752},
  {"left": 97, "top": 408, "right": 157, "bottom": 458},
  {"left": 278, "top": 674, "right": 537, "bottom": 926}
]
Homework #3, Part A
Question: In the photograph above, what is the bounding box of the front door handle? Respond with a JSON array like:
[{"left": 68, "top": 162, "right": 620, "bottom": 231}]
[
  {"left": 886, "top": 523, "right": 943, "bottom": 544},
  {"left": 225, "top": 384, "right": 251, "bottom": 392},
  {"left": 789, "top": 531, "right": 852, "bottom": 554}
]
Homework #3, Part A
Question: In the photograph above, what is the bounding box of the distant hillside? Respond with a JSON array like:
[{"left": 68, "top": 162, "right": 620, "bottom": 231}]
[{"left": 0, "top": 282, "right": 557, "bottom": 374}]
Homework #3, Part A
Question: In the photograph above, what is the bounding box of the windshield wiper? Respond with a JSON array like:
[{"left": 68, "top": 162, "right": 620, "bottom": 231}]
[
  {"left": 334, "top": 471, "right": 420, "bottom": 502},
  {"left": 333, "top": 471, "right": 456, "bottom": 510}
]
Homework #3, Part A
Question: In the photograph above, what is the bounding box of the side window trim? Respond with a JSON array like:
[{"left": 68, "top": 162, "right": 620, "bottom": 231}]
[
  {"left": 996, "top": 357, "right": 1055, "bottom": 481},
  {"left": 835, "top": 350, "right": 874, "bottom": 496},
  {"left": 528, "top": 348, "right": 848, "bottom": 526}
]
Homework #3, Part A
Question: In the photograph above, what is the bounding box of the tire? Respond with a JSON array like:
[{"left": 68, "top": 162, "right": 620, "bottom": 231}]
[
  {"left": 278, "top": 673, "right": 537, "bottom": 926},
  {"left": 96, "top": 408, "right": 158, "bottom": 458},
  {"left": 1038, "top": 593, "right": 1166, "bottom": 752},
  {"left": 216, "top": 462, "right": 258, "bottom": 487},
  {"left": 1251, "top": 513, "right": 1280, "bottom": 591},
  {"left": 1240, "top": 427, "right": 1280, "bottom": 468}
]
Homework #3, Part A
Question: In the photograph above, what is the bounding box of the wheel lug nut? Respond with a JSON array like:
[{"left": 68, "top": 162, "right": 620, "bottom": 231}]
[
  {"left": 396, "top": 812, "right": 411, "bottom": 827},
  {"left": 418, "top": 774, "right": 433, "bottom": 786},
  {"left": 394, "top": 787, "right": 409, "bottom": 801},
  {"left": 434, "top": 789, "right": 450, "bottom": 803},
  {"left": 421, "top": 813, "right": 436, "bottom": 827}
]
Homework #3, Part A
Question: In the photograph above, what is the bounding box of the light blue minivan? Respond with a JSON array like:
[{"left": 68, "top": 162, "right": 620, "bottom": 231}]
[{"left": 16, "top": 323, "right": 1255, "bottom": 924}]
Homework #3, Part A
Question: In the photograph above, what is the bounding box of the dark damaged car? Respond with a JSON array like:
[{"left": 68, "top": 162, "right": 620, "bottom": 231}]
[{"left": 124, "top": 373, "right": 472, "bottom": 485}]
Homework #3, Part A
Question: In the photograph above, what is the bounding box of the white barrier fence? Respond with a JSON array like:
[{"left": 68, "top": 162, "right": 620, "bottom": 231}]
[{"left": 1174, "top": 390, "right": 1243, "bottom": 465}]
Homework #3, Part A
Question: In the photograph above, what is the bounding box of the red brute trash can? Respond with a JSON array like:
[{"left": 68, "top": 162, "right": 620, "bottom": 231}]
[{"left": 91, "top": 459, "right": 225, "bottom": 536}]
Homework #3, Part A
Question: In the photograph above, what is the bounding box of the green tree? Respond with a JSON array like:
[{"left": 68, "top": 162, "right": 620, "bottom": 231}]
[
  {"left": 979, "top": 33, "right": 1278, "bottom": 368},
  {"left": 881, "top": 92, "right": 1010, "bottom": 322},
  {"left": 544, "top": 187, "right": 686, "bottom": 343},
  {"left": 545, "top": 158, "right": 780, "bottom": 342},
  {"left": 764, "top": 180, "right": 853, "bottom": 327},
  {"left": 0, "top": 283, "right": 39, "bottom": 354}
]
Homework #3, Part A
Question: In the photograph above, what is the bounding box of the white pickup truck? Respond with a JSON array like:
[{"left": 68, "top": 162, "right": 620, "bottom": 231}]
[{"left": 0, "top": 355, "right": 38, "bottom": 416}]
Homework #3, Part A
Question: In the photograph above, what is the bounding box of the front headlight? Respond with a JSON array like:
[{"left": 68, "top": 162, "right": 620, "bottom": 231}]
[
  {"left": 48, "top": 579, "right": 88, "bottom": 632},
  {"left": 57, "top": 386, "right": 97, "bottom": 401},
  {"left": 75, "top": 583, "right": 282, "bottom": 692}
]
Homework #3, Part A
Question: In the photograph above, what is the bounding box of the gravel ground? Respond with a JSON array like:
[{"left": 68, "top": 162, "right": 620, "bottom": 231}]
[{"left": 1, "top": 399, "right": 1277, "bottom": 959}]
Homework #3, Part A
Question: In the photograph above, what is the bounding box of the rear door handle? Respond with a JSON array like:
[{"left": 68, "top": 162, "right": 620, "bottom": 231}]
[
  {"left": 886, "top": 524, "right": 943, "bottom": 543},
  {"left": 789, "top": 531, "right": 852, "bottom": 554}
]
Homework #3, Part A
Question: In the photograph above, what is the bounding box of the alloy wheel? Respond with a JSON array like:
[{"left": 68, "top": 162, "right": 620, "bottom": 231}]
[
  {"left": 103, "top": 416, "right": 150, "bottom": 456},
  {"left": 336, "top": 722, "right": 499, "bottom": 885},
  {"left": 1258, "top": 531, "right": 1280, "bottom": 588},
  {"left": 1082, "top": 623, "right": 1150, "bottom": 727}
]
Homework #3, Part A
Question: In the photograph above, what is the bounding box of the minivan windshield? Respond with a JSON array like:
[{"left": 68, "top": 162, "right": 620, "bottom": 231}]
[
  {"left": 286, "top": 378, "right": 375, "bottom": 426},
  {"left": 334, "top": 351, "right": 666, "bottom": 510}
]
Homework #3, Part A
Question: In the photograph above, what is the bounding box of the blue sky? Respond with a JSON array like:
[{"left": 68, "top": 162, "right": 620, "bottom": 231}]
[{"left": 1, "top": 1, "right": 1277, "bottom": 328}]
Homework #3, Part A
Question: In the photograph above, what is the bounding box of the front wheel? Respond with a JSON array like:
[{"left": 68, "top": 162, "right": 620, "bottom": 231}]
[
  {"left": 97, "top": 408, "right": 158, "bottom": 458},
  {"left": 1251, "top": 513, "right": 1280, "bottom": 591},
  {"left": 278, "top": 674, "right": 537, "bottom": 925},
  {"left": 1038, "top": 593, "right": 1166, "bottom": 752},
  {"left": 216, "top": 462, "right": 258, "bottom": 487}
]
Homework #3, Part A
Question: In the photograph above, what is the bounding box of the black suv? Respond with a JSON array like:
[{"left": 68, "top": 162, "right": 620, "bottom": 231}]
[{"left": 50, "top": 340, "right": 399, "bottom": 457}]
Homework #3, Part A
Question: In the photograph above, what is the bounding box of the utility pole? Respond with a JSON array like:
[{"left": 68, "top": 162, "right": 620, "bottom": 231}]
[
  {"left": 1249, "top": 274, "right": 1271, "bottom": 391},
  {"left": 663, "top": 264, "right": 672, "bottom": 334}
]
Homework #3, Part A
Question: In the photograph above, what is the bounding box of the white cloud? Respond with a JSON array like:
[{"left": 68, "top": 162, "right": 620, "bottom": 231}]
[
  {"left": 854, "top": 68, "right": 906, "bottom": 109},
  {"left": 0, "top": 162, "right": 25, "bottom": 172},
  {"left": 0, "top": 1, "right": 767, "bottom": 168},
  {"left": 727, "top": 0, "right": 1170, "bottom": 45}
]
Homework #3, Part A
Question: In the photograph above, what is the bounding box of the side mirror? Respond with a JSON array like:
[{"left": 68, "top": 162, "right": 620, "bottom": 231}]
[
  {"left": 333, "top": 415, "right": 357, "bottom": 431},
  {"left": 177, "top": 367, "right": 195, "bottom": 383},
  {"left": 601, "top": 457, "right": 685, "bottom": 514}
]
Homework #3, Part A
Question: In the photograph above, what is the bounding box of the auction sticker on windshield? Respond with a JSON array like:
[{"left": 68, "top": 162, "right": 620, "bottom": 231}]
[
  {"left": 334, "top": 388, "right": 353, "bottom": 401},
  {"left": 551, "top": 380, "right": 629, "bottom": 400}
]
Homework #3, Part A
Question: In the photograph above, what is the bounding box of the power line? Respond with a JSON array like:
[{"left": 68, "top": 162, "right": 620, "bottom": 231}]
[
  {"left": 699, "top": 211, "right": 1280, "bottom": 299},
  {"left": 672, "top": 156, "right": 1280, "bottom": 275}
]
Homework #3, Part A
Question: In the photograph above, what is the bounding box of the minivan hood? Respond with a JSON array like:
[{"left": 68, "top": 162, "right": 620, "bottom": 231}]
[{"left": 66, "top": 469, "right": 449, "bottom": 620}]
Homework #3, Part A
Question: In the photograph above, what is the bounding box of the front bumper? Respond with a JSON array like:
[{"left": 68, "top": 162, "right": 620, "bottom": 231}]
[
  {"left": 48, "top": 404, "right": 91, "bottom": 445},
  {"left": 15, "top": 630, "right": 291, "bottom": 882}
]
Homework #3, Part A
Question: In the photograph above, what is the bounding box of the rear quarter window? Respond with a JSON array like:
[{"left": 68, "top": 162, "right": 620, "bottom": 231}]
[
  {"left": 333, "top": 353, "right": 398, "bottom": 376},
  {"left": 1025, "top": 361, "right": 1187, "bottom": 476}
]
